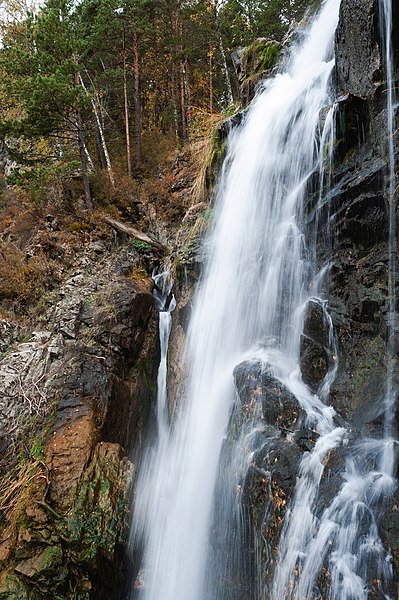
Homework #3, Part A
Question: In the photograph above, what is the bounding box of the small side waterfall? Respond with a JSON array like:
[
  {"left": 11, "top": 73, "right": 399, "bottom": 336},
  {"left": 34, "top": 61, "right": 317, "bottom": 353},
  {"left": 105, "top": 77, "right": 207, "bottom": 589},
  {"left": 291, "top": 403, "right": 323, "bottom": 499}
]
[
  {"left": 152, "top": 271, "right": 176, "bottom": 440},
  {"left": 130, "top": 270, "right": 175, "bottom": 592}
]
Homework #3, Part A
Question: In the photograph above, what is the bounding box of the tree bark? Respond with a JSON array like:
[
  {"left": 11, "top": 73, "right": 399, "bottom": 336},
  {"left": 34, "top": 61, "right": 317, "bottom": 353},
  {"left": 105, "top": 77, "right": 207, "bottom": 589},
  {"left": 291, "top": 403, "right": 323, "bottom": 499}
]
[
  {"left": 79, "top": 75, "right": 115, "bottom": 187},
  {"left": 123, "top": 30, "right": 132, "bottom": 177},
  {"left": 76, "top": 106, "right": 92, "bottom": 212},
  {"left": 178, "top": 15, "right": 188, "bottom": 141},
  {"left": 213, "top": 1, "right": 234, "bottom": 105},
  {"left": 95, "top": 126, "right": 107, "bottom": 170},
  {"left": 171, "top": 66, "right": 179, "bottom": 138},
  {"left": 103, "top": 216, "right": 168, "bottom": 252},
  {"left": 180, "top": 61, "right": 188, "bottom": 140},
  {"left": 133, "top": 30, "right": 142, "bottom": 165}
]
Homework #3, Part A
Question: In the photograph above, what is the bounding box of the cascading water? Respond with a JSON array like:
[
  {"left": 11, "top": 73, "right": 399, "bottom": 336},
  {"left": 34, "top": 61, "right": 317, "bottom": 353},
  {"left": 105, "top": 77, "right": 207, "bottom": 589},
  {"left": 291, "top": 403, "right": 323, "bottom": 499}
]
[
  {"left": 130, "top": 269, "right": 175, "bottom": 592},
  {"left": 152, "top": 270, "right": 176, "bottom": 440},
  {"left": 379, "top": 0, "right": 397, "bottom": 471},
  {"left": 130, "top": 0, "right": 398, "bottom": 598}
]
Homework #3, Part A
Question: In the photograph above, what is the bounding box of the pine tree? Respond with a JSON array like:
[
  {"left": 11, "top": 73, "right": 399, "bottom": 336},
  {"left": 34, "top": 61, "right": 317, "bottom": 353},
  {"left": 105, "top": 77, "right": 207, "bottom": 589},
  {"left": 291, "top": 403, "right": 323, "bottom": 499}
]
[{"left": 0, "top": 0, "right": 93, "bottom": 209}]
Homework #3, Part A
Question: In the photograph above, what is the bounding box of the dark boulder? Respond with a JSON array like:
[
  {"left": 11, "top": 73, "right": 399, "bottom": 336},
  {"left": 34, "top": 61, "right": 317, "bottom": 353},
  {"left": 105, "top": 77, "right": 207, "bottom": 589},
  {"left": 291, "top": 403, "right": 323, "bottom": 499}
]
[
  {"left": 300, "top": 299, "right": 335, "bottom": 393},
  {"left": 233, "top": 360, "right": 304, "bottom": 433}
]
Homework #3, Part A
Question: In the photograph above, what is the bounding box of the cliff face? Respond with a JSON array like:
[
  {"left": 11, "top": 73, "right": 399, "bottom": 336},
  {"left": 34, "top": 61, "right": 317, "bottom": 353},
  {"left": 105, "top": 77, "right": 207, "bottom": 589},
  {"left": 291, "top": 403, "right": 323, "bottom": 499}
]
[
  {"left": 0, "top": 243, "right": 159, "bottom": 599},
  {"left": 0, "top": 137, "right": 202, "bottom": 598}
]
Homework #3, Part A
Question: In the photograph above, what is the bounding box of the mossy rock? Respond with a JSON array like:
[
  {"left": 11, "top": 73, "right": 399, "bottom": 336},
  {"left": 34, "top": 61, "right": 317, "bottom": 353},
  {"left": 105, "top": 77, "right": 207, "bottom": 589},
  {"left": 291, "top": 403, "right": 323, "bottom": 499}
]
[
  {"left": 60, "top": 442, "right": 132, "bottom": 568},
  {"left": 0, "top": 572, "right": 33, "bottom": 599},
  {"left": 239, "top": 39, "right": 281, "bottom": 104}
]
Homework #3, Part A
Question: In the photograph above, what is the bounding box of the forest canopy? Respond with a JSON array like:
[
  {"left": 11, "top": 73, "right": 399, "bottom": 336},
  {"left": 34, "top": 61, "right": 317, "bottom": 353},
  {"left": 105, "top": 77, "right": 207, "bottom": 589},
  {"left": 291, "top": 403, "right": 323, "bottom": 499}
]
[{"left": 0, "top": 0, "right": 320, "bottom": 208}]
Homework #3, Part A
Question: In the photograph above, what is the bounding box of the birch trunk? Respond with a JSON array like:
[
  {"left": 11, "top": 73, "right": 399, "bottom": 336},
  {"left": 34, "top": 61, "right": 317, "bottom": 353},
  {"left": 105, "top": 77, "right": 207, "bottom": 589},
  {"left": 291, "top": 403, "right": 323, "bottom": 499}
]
[
  {"left": 133, "top": 30, "right": 142, "bottom": 165},
  {"left": 79, "top": 75, "right": 115, "bottom": 187}
]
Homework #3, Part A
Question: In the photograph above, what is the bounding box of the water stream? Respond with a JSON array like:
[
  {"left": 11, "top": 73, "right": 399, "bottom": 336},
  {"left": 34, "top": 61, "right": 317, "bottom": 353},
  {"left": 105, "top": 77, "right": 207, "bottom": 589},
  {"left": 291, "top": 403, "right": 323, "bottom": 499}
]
[
  {"left": 380, "top": 0, "right": 397, "bottom": 472},
  {"left": 130, "top": 0, "right": 397, "bottom": 598}
]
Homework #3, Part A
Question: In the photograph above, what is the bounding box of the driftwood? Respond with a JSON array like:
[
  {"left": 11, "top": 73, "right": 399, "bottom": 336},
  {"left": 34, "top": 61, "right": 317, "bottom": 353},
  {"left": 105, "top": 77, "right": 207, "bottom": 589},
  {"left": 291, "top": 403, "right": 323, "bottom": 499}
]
[{"left": 103, "top": 216, "right": 168, "bottom": 252}]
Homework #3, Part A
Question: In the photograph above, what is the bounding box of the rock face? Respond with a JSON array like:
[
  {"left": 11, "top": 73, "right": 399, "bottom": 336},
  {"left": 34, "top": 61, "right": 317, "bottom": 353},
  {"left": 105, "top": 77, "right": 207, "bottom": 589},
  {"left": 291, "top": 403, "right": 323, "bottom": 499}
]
[
  {"left": 232, "top": 38, "right": 281, "bottom": 106},
  {"left": 0, "top": 244, "right": 159, "bottom": 599},
  {"left": 328, "top": 0, "right": 399, "bottom": 425},
  {"left": 335, "top": 0, "right": 381, "bottom": 98}
]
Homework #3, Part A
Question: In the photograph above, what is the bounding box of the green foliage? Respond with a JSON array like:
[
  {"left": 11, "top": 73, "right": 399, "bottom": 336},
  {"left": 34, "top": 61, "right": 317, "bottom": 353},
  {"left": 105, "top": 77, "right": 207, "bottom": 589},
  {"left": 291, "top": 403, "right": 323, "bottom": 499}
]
[
  {"left": 29, "top": 438, "right": 45, "bottom": 461},
  {"left": 0, "top": 0, "right": 320, "bottom": 211},
  {"left": 0, "top": 0, "right": 87, "bottom": 139},
  {"left": 133, "top": 239, "right": 151, "bottom": 251}
]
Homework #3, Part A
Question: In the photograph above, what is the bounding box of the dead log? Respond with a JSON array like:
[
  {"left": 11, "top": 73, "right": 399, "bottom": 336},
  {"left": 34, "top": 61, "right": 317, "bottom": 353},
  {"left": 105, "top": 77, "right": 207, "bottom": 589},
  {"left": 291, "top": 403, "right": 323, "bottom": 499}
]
[{"left": 103, "top": 216, "right": 168, "bottom": 253}]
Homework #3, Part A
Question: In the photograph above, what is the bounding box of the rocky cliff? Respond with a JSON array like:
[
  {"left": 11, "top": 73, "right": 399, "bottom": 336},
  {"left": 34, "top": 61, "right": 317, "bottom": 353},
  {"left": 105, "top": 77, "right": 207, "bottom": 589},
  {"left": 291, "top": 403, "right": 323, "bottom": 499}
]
[{"left": 0, "top": 143, "right": 204, "bottom": 598}]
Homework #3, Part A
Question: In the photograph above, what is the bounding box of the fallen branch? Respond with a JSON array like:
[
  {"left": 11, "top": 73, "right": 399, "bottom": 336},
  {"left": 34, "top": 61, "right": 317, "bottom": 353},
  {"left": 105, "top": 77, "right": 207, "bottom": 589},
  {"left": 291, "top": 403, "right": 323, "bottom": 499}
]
[{"left": 103, "top": 216, "right": 169, "bottom": 253}]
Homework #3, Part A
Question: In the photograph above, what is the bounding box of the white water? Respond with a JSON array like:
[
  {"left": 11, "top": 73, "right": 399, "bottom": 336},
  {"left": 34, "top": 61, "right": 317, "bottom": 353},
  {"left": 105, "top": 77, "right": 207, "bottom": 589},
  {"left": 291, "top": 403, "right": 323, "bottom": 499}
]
[
  {"left": 152, "top": 271, "right": 176, "bottom": 440},
  {"left": 131, "top": 270, "right": 176, "bottom": 592},
  {"left": 380, "top": 0, "right": 397, "bottom": 473},
  {"left": 130, "top": 1, "right": 397, "bottom": 598},
  {"left": 271, "top": 4, "right": 398, "bottom": 598}
]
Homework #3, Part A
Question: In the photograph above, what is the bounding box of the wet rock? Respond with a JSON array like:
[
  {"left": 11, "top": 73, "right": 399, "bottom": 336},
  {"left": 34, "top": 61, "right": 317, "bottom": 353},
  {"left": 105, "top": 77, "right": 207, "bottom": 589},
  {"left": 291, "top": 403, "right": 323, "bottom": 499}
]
[
  {"left": 242, "top": 435, "right": 302, "bottom": 581},
  {"left": 300, "top": 300, "right": 333, "bottom": 393},
  {"left": 234, "top": 360, "right": 303, "bottom": 433},
  {"left": 335, "top": 0, "right": 381, "bottom": 99},
  {"left": 14, "top": 546, "right": 65, "bottom": 584},
  {"left": 232, "top": 38, "right": 281, "bottom": 106},
  {"left": 381, "top": 489, "right": 399, "bottom": 574}
]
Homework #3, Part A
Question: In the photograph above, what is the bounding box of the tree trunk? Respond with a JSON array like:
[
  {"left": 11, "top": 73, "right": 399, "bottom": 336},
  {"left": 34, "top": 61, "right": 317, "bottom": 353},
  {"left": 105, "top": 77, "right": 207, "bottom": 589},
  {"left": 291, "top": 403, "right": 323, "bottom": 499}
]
[
  {"left": 209, "top": 44, "right": 214, "bottom": 113},
  {"left": 95, "top": 126, "right": 107, "bottom": 170},
  {"left": 154, "top": 83, "right": 160, "bottom": 129},
  {"left": 178, "top": 15, "right": 188, "bottom": 141},
  {"left": 184, "top": 56, "right": 191, "bottom": 115},
  {"left": 79, "top": 75, "right": 115, "bottom": 188},
  {"left": 76, "top": 106, "right": 92, "bottom": 212},
  {"left": 171, "top": 66, "right": 179, "bottom": 138},
  {"left": 83, "top": 141, "right": 95, "bottom": 171},
  {"left": 123, "top": 30, "right": 132, "bottom": 177},
  {"left": 180, "top": 61, "right": 188, "bottom": 140},
  {"left": 213, "top": 1, "right": 234, "bottom": 105},
  {"left": 133, "top": 30, "right": 142, "bottom": 165},
  {"left": 123, "top": 68, "right": 132, "bottom": 176}
]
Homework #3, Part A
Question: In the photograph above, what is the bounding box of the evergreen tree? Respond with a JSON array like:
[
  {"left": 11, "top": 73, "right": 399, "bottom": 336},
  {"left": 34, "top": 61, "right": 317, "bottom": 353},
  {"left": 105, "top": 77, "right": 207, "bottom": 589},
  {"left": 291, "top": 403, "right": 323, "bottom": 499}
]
[{"left": 0, "top": 0, "right": 93, "bottom": 208}]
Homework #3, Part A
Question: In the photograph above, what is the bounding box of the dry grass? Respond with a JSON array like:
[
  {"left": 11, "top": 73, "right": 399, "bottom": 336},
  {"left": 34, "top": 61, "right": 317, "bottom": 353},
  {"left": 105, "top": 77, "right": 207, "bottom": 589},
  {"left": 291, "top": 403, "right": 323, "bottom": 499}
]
[
  {"left": 0, "top": 458, "right": 49, "bottom": 529},
  {"left": 0, "top": 242, "right": 56, "bottom": 305},
  {"left": 187, "top": 107, "right": 228, "bottom": 205}
]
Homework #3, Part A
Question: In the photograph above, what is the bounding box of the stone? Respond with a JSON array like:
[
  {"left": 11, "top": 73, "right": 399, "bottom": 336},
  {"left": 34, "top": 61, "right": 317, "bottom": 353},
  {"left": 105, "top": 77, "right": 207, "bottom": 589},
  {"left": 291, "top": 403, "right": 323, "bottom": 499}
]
[
  {"left": 335, "top": 0, "right": 381, "bottom": 99},
  {"left": 300, "top": 299, "right": 335, "bottom": 393},
  {"left": 234, "top": 360, "right": 303, "bottom": 433}
]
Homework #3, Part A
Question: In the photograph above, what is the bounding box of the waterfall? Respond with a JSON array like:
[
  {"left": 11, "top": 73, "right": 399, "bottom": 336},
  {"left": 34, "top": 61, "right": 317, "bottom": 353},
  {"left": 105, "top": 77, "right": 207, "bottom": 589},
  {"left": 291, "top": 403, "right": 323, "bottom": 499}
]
[
  {"left": 130, "top": 269, "right": 175, "bottom": 592},
  {"left": 152, "top": 270, "right": 176, "bottom": 440},
  {"left": 131, "top": 1, "right": 342, "bottom": 598},
  {"left": 129, "top": 0, "right": 397, "bottom": 598},
  {"left": 379, "top": 0, "right": 397, "bottom": 473}
]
